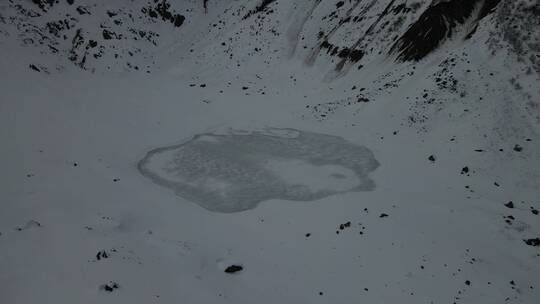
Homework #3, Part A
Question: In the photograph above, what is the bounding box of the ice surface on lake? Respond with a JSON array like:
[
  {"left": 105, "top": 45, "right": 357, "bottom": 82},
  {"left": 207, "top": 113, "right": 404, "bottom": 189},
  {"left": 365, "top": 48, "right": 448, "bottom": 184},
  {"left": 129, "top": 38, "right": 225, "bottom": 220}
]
[{"left": 138, "top": 128, "right": 379, "bottom": 213}]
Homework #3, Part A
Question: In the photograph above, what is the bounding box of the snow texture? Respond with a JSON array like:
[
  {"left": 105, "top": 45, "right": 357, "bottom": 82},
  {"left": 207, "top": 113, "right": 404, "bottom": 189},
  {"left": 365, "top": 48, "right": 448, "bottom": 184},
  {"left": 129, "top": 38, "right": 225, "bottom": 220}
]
[{"left": 139, "top": 128, "right": 379, "bottom": 212}]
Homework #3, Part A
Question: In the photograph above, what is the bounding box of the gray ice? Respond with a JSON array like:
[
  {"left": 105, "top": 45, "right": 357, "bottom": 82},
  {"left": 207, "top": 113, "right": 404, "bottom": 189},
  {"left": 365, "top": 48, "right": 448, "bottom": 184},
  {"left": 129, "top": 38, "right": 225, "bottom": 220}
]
[{"left": 138, "top": 128, "right": 379, "bottom": 213}]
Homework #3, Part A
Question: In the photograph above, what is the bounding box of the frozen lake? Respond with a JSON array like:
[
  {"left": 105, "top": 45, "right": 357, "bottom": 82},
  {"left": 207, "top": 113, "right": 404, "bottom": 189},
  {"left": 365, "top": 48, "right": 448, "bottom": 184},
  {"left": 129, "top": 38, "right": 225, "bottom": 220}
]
[{"left": 138, "top": 128, "right": 379, "bottom": 212}]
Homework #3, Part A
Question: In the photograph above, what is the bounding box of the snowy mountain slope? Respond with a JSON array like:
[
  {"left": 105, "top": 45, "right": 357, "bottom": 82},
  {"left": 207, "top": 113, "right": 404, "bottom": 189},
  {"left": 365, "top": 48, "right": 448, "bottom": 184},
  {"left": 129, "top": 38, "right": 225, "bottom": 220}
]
[{"left": 1, "top": 1, "right": 539, "bottom": 304}]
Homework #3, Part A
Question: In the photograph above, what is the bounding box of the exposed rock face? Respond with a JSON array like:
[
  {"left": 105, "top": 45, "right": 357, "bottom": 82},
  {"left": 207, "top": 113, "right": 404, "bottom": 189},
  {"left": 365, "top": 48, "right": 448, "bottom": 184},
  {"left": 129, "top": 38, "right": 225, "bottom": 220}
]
[
  {"left": 2, "top": 0, "right": 536, "bottom": 76},
  {"left": 1, "top": 0, "right": 188, "bottom": 72},
  {"left": 390, "top": 0, "right": 502, "bottom": 62}
]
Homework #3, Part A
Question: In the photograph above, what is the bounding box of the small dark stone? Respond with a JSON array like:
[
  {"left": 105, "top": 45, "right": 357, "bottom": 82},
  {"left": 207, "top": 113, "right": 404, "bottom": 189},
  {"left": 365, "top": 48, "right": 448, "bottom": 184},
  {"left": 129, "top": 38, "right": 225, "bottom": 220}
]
[
  {"left": 513, "top": 145, "right": 523, "bottom": 152},
  {"left": 465, "top": 280, "right": 471, "bottom": 286},
  {"left": 96, "top": 250, "right": 109, "bottom": 260},
  {"left": 461, "top": 167, "right": 469, "bottom": 174},
  {"left": 102, "top": 30, "right": 113, "bottom": 40},
  {"left": 224, "top": 265, "right": 243, "bottom": 273},
  {"left": 101, "top": 282, "right": 119, "bottom": 292},
  {"left": 173, "top": 15, "right": 185, "bottom": 27},
  {"left": 29, "top": 64, "right": 40, "bottom": 72},
  {"left": 504, "top": 201, "right": 514, "bottom": 209},
  {"left": 531, "top": 208, "right": 539, "bottom": 215},
  {"left": 76, "top": 6, "right": 90, "bottom": 15},
  {"left": 428, "top": 155, "right": 436, "bottom": 162},
  {"left": 524, "top": 238, "right": 540, "bottom": 247},
  {"left": 379, "top": 213, "right": 389, "bottom": 218}
]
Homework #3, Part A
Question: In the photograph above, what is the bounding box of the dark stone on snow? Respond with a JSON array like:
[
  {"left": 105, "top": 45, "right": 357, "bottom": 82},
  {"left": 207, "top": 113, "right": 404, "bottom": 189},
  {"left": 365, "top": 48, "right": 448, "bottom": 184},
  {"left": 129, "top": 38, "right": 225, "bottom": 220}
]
[
  {"left": 504, "top": 201, "right": 514, "bottom": 209},
  {"left": 244, "top": 0, "right": 277, "bottom": 19},
  {"left": 524, "top": 238, "right": 540, "bottom": 247},
  {"left": 29, "top": 64, "right": 40, "bottom": 72},
  {"left": 224, "top": 265, "right": 243, "bottom": 273},
  {"left": 101, "top": 281, "right": 119, "bottom": 292},
  {"left": 102, "top": 30, "right": 113, "bottom": 40},
  {"left": 96, "top": 250, "right": 109, "bottom": 260},
  {"left": 173, "top": 15, "right": 185, "bottom": 27}
]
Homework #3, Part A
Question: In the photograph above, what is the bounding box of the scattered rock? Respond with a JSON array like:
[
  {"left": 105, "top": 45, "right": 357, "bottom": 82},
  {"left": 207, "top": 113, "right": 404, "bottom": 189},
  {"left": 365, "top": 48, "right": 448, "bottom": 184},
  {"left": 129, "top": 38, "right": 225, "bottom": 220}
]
[
  {"left": 16, "top": 220, "right": 42, "bottom": 231},
  {"left": 379, "top": 213, "right": 389, "bottom": 218},
  {"left": 524, "top": 238, "right": 540, "bottom": 247},
  {"left": 513, "top": 144, "right": 523, "bottom": 152},
  {"left": 224, "top": 265, "right": 243, "bottom": 274},
  {"left": 428, "top": 155, "right": 436, "bottom": 162},
  {"left": 339, "top": 221, "right": 351, "bottom": 230},
  {"left": 504, "top": 201, "right": 514, "bottom": 209},
  {"left": 101, "top": 282, "right": 119, "bottom": 292},
  {"left": 29, "top": 64, "right": 40, "bottom": 72},
  {"left": 96, "top": 250, "right": 109, "bottom": 261}
]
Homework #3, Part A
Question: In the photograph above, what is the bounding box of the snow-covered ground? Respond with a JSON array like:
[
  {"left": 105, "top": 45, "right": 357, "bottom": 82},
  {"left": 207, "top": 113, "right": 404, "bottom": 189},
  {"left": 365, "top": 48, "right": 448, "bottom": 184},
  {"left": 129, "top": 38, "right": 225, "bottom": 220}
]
[{"left": 1, "top": 1, "right": 539, "bottom": 303}]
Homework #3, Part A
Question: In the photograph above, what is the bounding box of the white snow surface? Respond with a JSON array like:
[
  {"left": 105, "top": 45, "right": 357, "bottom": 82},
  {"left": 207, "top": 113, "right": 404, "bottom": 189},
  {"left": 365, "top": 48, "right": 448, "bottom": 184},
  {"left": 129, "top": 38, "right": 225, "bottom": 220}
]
[{"left": 0, "top": 1, "right": 539, "bottom": 304}]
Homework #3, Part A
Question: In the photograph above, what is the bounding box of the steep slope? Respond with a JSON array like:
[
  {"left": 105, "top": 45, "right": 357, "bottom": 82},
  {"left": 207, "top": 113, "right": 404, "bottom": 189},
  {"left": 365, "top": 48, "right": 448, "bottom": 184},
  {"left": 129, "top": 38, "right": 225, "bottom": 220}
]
[{"left": 1, "top": 1, "right": 539, "bottom": 304}]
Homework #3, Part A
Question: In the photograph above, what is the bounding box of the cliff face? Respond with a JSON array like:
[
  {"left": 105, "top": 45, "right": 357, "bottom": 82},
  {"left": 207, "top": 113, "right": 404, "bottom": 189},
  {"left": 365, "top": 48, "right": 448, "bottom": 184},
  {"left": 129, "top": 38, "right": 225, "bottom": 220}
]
[
  {"left": 1, "top": 1, "right": 537, "bottom": 74},
  {"left": 389, "top": 0, "right": 502, "bottom": 62}
]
